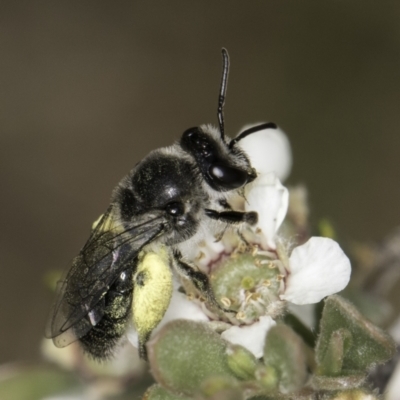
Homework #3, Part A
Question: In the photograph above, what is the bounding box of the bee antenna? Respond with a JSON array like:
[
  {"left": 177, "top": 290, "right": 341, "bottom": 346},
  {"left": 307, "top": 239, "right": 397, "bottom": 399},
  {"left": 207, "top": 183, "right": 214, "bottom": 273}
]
[{"left": 218, "top": 48, "right": 230, "bottom": 141}]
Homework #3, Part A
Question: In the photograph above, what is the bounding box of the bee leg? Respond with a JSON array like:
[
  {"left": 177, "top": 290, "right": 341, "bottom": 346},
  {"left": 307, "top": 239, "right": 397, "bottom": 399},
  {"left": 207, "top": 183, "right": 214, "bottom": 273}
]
[
  {"left": 138, "top": 333, "right": 150, "bottom": 361},
  {"left": 214, "top": 224, "right": 229, "bottom": 242},
  {"left": 173, "top": 251, "right": 232, "bottom": 313},
  {"left": 204, "top": 209, "right": 258, "bottom": 226},
  {"left": 133, "top": 249, "right": 173, "bottom": 361},
  {"left": 237, "top": 229, "right": 251, "bottom": 246}
]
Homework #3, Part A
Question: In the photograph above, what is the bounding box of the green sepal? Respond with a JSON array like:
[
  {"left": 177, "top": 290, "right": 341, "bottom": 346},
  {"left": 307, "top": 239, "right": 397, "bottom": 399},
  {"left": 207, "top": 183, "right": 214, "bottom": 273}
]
[
  {"left": 226, "top": 344, "right": 259, "bottom": 380},
  {"left": 318, "top": 328, "right": 352, "bottom": 376},
  {"left": 263, "top": 324, "right": 307, "bottom": 393},
  {"left": 316, "top": 295, "right": 396, "bottom": 374},
  {"left": 148, "top": 320, "right": 237, "bottom": 395}
]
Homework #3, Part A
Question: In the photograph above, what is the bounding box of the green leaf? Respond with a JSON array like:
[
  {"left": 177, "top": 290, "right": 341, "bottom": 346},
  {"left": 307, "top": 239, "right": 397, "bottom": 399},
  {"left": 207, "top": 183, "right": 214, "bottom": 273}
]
[
  {"left": 311, "top": 372, "right": 366, "bottom": 391},
  {"left": 263, "top": 324, "right": 307, "bottom": 393},
  {"left": 148, "top": 320, "right": 237, "bottom": 395},
  {"left": 312, "top": 385, "right": 377, "bottom": 398},
  {"left": 143, "top": 384, "right": 192, "bottom": 400},
  {"left": 342, "top": 288, "right": 392, "bottom": 327},
  {"left": 316, "top": 295, "right": 396, "bottom": 374},
  {"left": 200, "top": 376, "right": 242, "bottom": 399}
]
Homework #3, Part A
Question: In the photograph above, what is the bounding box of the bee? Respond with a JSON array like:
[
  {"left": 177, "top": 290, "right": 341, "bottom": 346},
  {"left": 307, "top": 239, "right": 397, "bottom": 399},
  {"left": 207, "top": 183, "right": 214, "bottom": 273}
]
[{"left": 45, "top": 49, "right": 277, "bottom": 360}]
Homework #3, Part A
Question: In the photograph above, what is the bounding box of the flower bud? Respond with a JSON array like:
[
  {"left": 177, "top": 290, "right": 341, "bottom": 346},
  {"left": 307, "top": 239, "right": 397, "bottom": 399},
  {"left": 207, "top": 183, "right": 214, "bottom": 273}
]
[{"left": 226, "top": 344, "right": 258, "bottom": 380}]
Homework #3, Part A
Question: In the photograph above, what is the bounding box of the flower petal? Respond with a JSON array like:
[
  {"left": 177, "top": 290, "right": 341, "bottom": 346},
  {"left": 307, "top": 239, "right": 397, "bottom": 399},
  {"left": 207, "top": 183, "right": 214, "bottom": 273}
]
[
  {"left": 245, "top": 173, "right": 289, "bottom": 249},
  {"left": 281, "top": 237, "right": 351, "bottom": 305},
  {"left": 127, "top": 287, "right": 209, "bottom": 348},
  {"left": 194, "top": 234, "right": 226, "bottom": 271},
  {"left": 221, "top": 316, "right": 276, "bottom": 358},
  {"left": 236, "top": 123, "right": 292, "bottom": 181}
]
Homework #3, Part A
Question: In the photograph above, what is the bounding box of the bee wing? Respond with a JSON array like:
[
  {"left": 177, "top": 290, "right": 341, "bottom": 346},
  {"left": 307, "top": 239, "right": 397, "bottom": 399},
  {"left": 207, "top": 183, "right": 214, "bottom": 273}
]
[{"left": 45, "top": 206, "right": 167, "bottom": 347}]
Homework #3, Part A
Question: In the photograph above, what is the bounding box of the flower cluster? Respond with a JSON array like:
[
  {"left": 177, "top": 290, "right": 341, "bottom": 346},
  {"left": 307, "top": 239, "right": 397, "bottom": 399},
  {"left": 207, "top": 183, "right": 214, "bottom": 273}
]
[
  {"left": 35, "top": 124, "right": 396, "bottom": 400},
  {"left": 128, "top": 124, "right": 352, "bottom": 359}
]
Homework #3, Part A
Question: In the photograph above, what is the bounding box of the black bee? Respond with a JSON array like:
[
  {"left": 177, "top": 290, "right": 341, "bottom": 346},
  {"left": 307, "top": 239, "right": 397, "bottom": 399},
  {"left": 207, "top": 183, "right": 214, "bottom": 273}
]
[{"left": 45, "top": 49, "right": 277, "bottom": 360}]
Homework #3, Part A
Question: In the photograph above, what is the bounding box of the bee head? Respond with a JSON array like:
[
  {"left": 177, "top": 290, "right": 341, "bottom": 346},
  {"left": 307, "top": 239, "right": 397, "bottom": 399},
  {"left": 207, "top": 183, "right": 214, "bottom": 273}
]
[
  {"left": 180, "top": 126, "right": 256, "bottom": 192},
  {"left": 180, "top": 48, "right": 264, "bottom": 193}
]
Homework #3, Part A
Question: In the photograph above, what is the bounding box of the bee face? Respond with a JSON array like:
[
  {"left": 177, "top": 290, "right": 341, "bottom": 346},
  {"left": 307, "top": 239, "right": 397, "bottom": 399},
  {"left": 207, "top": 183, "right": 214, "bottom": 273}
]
[{"left": 45, "top": 49, "right": 276, "bottom": 361}]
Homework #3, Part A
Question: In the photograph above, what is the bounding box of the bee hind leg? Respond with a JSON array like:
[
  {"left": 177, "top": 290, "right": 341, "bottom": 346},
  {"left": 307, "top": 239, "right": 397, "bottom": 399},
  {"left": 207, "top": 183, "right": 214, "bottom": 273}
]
[
  {"left": 138, "top": 332, "right": 151, "bottom": 361},
  {"left": 172, "top": 250, "right": 232, "bottom": 314}
]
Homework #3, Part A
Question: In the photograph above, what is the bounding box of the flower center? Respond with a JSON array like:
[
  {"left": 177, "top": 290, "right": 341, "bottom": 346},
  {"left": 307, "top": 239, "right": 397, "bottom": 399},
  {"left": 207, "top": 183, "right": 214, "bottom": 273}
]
[{"left": 210, "top": 245, "right": 287, "bottom": 324}]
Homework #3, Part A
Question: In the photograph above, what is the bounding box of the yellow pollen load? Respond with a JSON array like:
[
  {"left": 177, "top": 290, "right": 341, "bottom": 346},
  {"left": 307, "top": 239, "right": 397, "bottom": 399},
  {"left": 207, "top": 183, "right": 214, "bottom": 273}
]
[{"left": 132, "top": 247, "right": 173, "bottom": 354}]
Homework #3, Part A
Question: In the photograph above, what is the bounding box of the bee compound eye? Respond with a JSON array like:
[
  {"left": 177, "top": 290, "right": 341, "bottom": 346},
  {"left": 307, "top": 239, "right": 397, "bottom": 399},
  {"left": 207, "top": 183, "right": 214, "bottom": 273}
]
[
  {"left": 209, "top": 163, "right": 249, "bottom": 190},
  {"left": 165, "top": 201, "right": 185, "bottom": 217}
]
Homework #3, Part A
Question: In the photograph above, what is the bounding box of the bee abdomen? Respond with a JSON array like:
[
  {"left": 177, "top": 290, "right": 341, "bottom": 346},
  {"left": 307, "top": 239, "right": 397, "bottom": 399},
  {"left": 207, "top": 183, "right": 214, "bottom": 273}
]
[{"left": 79, "top": 282, "right": 133, "bottom": 360}]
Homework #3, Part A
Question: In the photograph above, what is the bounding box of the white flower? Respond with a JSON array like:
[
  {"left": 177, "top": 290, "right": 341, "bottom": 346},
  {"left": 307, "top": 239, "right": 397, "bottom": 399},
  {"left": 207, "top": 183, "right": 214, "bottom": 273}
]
[
  {"left": 221, "top": 316, "right": 276, "bottom": 358},
  {"left": 245, "top": 172, "right": 289, "bottom": 250},
  {"left": 127, "top": 124, "right": 351, "bottom": 360},
  {"left": 280, "top": 237, "right": 351, "bottom": 305},
  {"left": 209, "top": 167, "right": 350, "bottom": 358},
  {"left": 236, "top": 123, "right": 292, "bottom": 182},
  {"left": 240, "top": 145, "right": 351, "bottom": 307},
  {"left": 212, "top": 237, "right": 351, "bottom": 358}
]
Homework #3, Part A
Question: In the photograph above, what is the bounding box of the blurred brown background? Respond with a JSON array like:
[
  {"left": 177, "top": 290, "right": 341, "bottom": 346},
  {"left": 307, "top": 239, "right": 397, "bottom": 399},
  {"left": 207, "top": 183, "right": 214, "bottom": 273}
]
[{"left": 1, "top": 1, "right": 400, "bottom": 364}]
